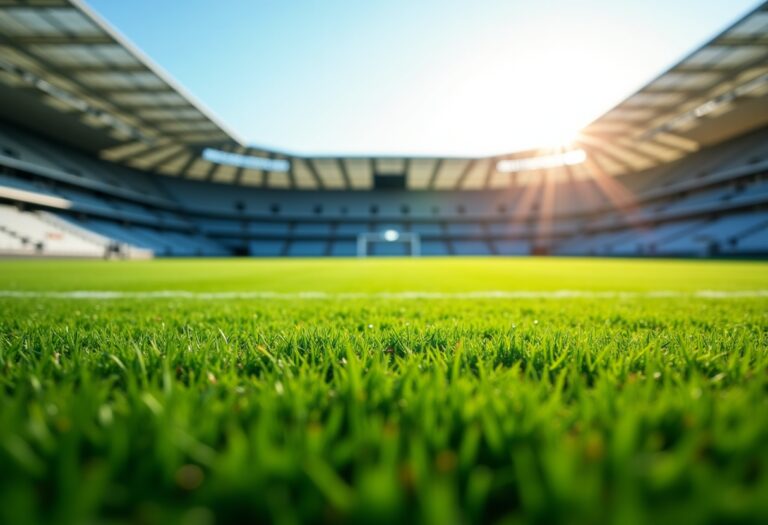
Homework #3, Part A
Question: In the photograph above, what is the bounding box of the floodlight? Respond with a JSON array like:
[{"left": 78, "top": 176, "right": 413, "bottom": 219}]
[{"left": 383, "top": 229, "right": 399, "bottom": 242}]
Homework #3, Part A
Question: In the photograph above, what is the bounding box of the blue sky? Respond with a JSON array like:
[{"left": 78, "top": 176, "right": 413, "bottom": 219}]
[{"left": 89, "top": 0, "right": 762, "bottom": 157}]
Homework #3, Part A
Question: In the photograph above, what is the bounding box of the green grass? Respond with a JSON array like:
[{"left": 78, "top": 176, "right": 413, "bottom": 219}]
[
  {"left": 0, "top": 258, "right": 767, "bottom": 525},
  {"left": 1, "top": 257, "right": 767, "bottom": 292}
]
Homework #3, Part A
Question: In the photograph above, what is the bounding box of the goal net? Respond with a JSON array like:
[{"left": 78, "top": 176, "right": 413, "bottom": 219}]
[{"left": 357, "top": 230, "right": 421, "bottom": 257}]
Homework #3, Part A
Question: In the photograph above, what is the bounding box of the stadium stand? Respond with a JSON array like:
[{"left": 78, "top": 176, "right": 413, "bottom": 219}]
[
  {"left": 0, "top": 204, "right": 150, "bottom": 258},
  {"left": 0, "top": 1, "right": 766, "bottom": 258}
]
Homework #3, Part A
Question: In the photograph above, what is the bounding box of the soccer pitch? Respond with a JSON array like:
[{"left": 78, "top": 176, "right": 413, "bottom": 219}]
[{"left": 1, "top": 258, "right": 767, "bottom": 524}]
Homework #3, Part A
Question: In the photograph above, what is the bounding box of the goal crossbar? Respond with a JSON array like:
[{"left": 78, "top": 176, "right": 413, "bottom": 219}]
[{"left": 357, "top": 232, "right": 421, "bottom": 257}]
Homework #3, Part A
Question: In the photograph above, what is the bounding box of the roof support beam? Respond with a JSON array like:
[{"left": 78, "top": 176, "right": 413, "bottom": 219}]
[
  {"left": 336, "top": 157, "right": 351, "bottom": 190},
  {"left": 587, "top": 130, "right": 695, "bottom": 157},
  {"left": 97, "top": 87, "right": 174, "bottom": 96},
  {"left": 580, "top": 145, "right": 640, "bottom": 174},
  {"left": 426, "top": 158, "right": 443, "bottom": 190},
  {"left": 453, "top": 159, "right": 476, "bottom": 189},
  {"left": 203, "top": 160, "right": 220, "bottom": 182},
  {"left": 303, "top": 158, "right": 325, "bottom": 189},
  {"left": 136, "top": 116, "right": 207, "bottom": 124},
  {"left": 110, "top": 141, "right": 176, "bottom": 163},
  {"left": 9, "top": 35, "right": 114, "bottom": 45},
  {"left": 579, "top": 131, "right": 675, "bottom": 166},
  {"left": 483, "top": 158, "right": 497, "bottom": 189},
  {"left": 62, "top": 64, "right": 146, "bottom": 73},
  {"left": 623, "top": 51, "right": 768, "bottom": 131},
  {"left": 402, "top": 157, "right": 411, "bottom": 187},
  {"left": 232, "top": 148, "right": 249, "bottom": 185},
  {"left": 714, "top": 35, "right": 768, "bottom": 47},
  {"left": 286, "top": 158, "right": 297, "bottom": 189},
  {"left": 138, "top": 145, "right": 189, "bottom": 171},
  {"left": 177, "top": 149, "right": 202, "bottom": 179},
  {"left": 204, "top": 144, "right": 235, "bottom": 182},
  {"left": 258, "top": 151, "right": 277, "bottom": 187},
  {"left": 675, "top": 63, "right": 768, "bottom": 74}
]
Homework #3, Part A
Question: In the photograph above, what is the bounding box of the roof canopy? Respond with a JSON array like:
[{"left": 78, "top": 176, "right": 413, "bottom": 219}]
[
  {"left": 574, "top": 3, "right": 768, "bottom": 178},
  {"left": 0, "top": 0, "right": 766, "bottom": 190}
]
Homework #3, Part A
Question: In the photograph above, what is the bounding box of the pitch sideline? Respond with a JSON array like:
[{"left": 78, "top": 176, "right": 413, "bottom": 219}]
[{"left": 0, "top": 290, "right": 767, "bottom": 299}]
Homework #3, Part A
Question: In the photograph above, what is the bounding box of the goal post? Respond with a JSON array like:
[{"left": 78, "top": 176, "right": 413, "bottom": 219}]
[{"left": 357, "top": 230, "right": 421, "bottom": 257}]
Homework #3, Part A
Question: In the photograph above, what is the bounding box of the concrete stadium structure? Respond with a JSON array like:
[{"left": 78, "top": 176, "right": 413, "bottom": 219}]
[{"left": 0, "top": 0, "right": 767, "bottom": 258}]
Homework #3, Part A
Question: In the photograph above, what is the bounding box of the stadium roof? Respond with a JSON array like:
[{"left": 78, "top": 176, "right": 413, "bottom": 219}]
[{"left": 0, "top": 0, "right": 767, "bottom": 190}]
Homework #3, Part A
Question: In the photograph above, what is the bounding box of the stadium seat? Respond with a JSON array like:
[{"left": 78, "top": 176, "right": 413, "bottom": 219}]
[
  {"left": 250, "top": 240, "right": 286, "bottom": 256},
  {"left": 287, "top": 240, "right": 327, "bottom": 256}
]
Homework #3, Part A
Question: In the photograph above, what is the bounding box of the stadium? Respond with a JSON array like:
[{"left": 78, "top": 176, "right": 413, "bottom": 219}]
[
  {"left": 0, "top": 3, "right": 766, "bottom": 257},
  {"left": 0, "top": 1, "right": 767, "bottom": 524}
]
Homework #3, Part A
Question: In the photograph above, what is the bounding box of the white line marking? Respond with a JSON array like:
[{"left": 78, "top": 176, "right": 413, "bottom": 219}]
[{"left": 0, "top": 290, "right": 766, "bottom": 300}]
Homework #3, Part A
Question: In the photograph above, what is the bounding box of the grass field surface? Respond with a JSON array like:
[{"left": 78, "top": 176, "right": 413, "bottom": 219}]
[
  {"left": 1, "top": 258, "right": 767, "bottom": 524},
  {"left": 1, "top": 258, "right": 767, "bottom": 292}
]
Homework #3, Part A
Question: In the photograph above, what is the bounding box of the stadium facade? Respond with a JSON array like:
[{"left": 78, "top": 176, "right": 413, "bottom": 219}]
[{"left": 0, "top": 0, "right": 767, "bottom": 258}]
